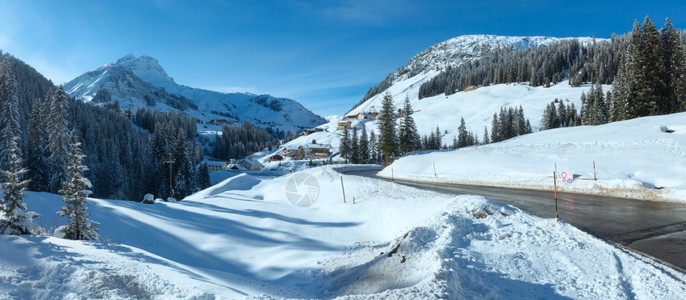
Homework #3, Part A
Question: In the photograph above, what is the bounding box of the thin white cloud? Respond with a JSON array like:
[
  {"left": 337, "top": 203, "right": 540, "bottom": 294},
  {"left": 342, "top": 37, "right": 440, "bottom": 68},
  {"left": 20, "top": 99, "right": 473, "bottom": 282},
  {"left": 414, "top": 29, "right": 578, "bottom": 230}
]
[
  {"left": 198, "top": 86, "right": 262, "bottom": 95},
  {"left": 296, "top": 0, "right": 417, "bottom": 25}
]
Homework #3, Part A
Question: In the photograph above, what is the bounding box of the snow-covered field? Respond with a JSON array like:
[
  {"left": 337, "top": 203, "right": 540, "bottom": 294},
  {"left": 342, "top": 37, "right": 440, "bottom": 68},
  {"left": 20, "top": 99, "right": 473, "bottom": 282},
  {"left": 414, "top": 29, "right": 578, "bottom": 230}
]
[
  {"left": 380, "top": 112, "right": 686, "bottom": 203},
  {"left": 2, "top": 166, "right": 686, "bottom": 299}
]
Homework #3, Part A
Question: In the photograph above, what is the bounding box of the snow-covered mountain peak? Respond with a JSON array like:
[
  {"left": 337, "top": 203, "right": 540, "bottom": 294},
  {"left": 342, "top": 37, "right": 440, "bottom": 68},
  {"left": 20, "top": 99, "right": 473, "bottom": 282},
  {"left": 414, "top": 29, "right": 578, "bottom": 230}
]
[
  {"left": 65, "top": 55, "right": 326, "bottom": 133},
  {"left": 113, "top": 54, "right": 175, "bottom": 86},
  {"left": 354, "top": 34, "right": 577, "bottom": 110},
  {"left": 398, "top": 35, "right": 565, "bottom": 82}
]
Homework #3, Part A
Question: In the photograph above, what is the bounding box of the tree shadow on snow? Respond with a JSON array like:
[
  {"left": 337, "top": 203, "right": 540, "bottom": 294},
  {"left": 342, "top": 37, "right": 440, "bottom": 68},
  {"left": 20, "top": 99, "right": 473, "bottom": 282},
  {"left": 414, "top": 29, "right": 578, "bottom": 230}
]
[{"left": 84, "top": 199, "right": 361, "bottom": 297}]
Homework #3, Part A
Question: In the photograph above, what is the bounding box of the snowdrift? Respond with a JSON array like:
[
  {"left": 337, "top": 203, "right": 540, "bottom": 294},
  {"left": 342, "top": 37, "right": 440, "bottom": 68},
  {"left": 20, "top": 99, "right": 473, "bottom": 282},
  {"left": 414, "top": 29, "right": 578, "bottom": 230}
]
[{"left": 1, "top": 167, "right": 686, "bottom": 298}]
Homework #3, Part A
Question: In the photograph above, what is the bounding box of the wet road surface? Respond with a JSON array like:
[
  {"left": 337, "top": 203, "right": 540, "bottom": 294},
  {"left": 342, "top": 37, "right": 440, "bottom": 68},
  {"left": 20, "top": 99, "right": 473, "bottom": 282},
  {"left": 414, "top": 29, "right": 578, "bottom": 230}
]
[{"left": 340, "top": 166, "right": 686, "bottom": 271}]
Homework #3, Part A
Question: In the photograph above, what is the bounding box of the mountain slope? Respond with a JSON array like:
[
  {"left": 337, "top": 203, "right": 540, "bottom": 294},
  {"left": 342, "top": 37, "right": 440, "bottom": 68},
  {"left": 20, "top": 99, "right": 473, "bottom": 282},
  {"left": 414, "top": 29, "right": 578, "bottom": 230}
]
[
  {"left": 345, "top": 35, "right": 604, "bottom": 142},
  {"left": 356, "top": 35, "right": 585, "bottom": 109},
  {"left": 65, "top": 55, "right": 326, "bottom": 133}
]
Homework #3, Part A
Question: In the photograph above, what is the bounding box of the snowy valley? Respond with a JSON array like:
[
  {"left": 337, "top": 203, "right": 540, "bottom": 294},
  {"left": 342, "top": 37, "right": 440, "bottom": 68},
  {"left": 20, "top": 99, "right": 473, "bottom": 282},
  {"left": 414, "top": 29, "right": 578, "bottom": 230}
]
[
  {"left": 4, "top": 164, "right": 686, "bottom": 299},
  {"left": 2, "top": 16, "right": 686, "bottom": 299}
]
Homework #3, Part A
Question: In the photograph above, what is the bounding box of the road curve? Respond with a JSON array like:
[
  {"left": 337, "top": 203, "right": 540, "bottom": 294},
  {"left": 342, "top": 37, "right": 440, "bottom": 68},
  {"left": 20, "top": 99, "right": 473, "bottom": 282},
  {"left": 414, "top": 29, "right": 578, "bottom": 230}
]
[{"left": 339, "top": 166, "right": 686, "bottom": 272}]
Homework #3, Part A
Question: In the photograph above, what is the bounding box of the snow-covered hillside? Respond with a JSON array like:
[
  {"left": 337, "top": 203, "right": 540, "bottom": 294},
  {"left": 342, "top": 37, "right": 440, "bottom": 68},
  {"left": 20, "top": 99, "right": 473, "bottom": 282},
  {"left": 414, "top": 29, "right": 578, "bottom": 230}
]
[
  {"left": 262, "top": 35, "right": 604, "bottom": 161},
  {"left": 381, "top": 111, "right": 686, "bottom": 203},
  {"left": 65, "top": 55, "right": 326, "bottom": 133},
  {"left": 2, "top": 166, "right": 686, "bottom": 299},
  {"left": 379, "top": 35, "right": 575, "bottom": 87},
  {"left": 340, "top": 35, "right": 607, "bottom": 141}
]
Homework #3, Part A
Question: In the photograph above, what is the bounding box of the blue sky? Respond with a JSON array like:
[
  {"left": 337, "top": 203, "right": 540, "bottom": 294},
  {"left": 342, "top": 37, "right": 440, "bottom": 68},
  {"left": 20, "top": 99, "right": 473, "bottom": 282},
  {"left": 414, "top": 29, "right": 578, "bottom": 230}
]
[{"left": 0, "top": 0, "right": 684, "bottom": 116}]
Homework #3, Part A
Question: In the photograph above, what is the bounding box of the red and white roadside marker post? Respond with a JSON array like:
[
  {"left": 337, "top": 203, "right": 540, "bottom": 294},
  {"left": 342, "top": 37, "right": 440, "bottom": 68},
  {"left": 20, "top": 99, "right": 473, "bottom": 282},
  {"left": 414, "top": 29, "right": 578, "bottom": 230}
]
[{"left": 553, "top": 163, "right": 559, "bottom": 220}]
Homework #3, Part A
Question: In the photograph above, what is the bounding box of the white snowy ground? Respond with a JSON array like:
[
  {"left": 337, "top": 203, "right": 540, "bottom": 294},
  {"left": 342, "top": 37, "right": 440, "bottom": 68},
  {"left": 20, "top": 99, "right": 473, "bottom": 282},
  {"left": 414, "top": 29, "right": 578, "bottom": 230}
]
[
  {"left": 380, "top": 112, "right": 686, "bottom": 203},
  {"left": 2, "top": 166, "right": 686, "bottom": 299}
]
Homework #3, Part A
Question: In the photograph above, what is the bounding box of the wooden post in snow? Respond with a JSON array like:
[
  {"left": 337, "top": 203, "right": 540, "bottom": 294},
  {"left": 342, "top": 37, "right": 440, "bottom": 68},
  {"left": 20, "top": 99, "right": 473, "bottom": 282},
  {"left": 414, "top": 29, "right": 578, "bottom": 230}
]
[
  {"left": 340, "top": 176, "right": 347, "bottom": 203},
  {"left": 593, "top": 161, "right": 597, "bottom": 181},
  {"left": 553, "top": 170, "right": 558, "bottom": 220}
]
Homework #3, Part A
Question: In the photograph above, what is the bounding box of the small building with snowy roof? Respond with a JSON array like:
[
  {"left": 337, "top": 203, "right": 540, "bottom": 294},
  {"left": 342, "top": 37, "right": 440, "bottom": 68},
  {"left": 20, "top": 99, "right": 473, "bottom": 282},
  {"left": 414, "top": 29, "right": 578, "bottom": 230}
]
[{"left": 237, "top": 156, "right": 264, "bottom": 171}]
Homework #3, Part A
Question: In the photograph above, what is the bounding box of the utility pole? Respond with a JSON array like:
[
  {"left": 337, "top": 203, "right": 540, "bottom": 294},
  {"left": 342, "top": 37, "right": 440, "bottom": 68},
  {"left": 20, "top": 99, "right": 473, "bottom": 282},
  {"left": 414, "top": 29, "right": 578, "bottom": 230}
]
[{"left": 164, "top": 155, "right": 175, "bottom": 198}]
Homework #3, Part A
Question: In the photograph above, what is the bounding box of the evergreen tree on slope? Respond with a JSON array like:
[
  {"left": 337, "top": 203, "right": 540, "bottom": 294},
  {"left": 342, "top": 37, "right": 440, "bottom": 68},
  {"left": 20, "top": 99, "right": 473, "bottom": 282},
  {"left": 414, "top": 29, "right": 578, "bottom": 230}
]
[
  {"left": 0, "top": 57, "right": 21, "bottom": 170},
  {"left": 660, "top": 18, "right": 686, "bottom": 113},
  {"left": 1, "top": 138, "right": 41, "bottom": 235},
  {"left": 398, "top": 96, "right": 421, "bottom": 154},
  {"left": 57, "top": 139, "right": 99, "bottom": 240},
  {"left": 339, "top": 127, "right": 351, "bottom": 163},
  {"left": 48, "top": 86, "right": 73, "bottom": 193},
  {"left": 359, "top": 128, "right": 370, "bottom": 164},
  {"left": 377, "top": 92, "right": 398, "bottom": 166},
  {"left": 26, "top": 96, "right": 51, "bottom": 192},
  {"left": 351, "top": 126, "right": 360, "bottom": 164},
  {"left": 173, "top": 129, "right": 194, "bottom": 199}
]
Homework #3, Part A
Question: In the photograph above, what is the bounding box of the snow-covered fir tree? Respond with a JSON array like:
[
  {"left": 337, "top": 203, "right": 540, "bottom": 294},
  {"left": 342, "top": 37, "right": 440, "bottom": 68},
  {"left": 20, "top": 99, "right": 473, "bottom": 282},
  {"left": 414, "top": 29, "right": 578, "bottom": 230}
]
[
  {"left": 482, "top": 126, "right": 490, "bottom": 144},
  {"left": 359, "top": 128, "right": 370, "bottom": 164},
  {"left": 26, "top": 96, "right": 51, "bottom": 192},
  {"left": 368, "top": 130, "right": 379, "bottom": 164},
  {"left": 377, "top": 92, "right": 398, "bottom": 165},
  {"left": 172, "top": 129, "right": 195, "bottom": 200},
  {"left": 339, "top": 127, "right": 351, "bottom": 163},
  {"left": 57, "top": 139, "right": 99, "bottom": 240},
  {"left": 48, "top": 86, "right": 73, "bottom": 193},
  {"left": 350, "top": 126, "right": 359, "bottom": 164},
  {"left": 0, "top": 57, "right": 21, "bottom": 170},
  {"left": 197, "top": 163, "right": 211, "bottom": 190},
  {"left": 0, "top": 137, "right": 41, "bottom": 235},
  {"left": 659, "top": 18, "right": 686, "bottom": 114},
  {"left": 612, "top": 17, "right": 685, "bottom": 120},
  {"left": 398, "top": 96, "right": 421, "bottom": 154}
]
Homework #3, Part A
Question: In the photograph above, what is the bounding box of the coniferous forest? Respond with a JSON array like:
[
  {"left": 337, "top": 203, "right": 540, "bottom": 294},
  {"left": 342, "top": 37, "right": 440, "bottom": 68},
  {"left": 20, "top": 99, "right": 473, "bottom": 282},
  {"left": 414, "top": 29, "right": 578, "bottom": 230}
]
[{"left": 0, "top": 52, "right": 214, "bottom": 202}]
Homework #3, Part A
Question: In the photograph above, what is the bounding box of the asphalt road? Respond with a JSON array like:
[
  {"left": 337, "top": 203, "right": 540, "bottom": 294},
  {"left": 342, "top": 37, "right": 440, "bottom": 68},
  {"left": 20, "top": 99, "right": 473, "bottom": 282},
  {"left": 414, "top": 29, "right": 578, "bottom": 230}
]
[{"left": 340, "top": 166, "right": 686, "bottom": 271}]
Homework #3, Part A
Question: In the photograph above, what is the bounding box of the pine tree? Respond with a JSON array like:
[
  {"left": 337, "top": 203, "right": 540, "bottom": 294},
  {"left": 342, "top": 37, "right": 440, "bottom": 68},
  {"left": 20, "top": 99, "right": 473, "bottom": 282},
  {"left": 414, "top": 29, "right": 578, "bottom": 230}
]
[
  {"left": 457, "top": 117, "right": 468, "bottom": 148},
  {"left": 351, "top": 126, "right": 359, "bottom": 164},
  {"left": 610, "top": 59, "right": 629, "bottom": 121},
  {"left": 197, "top": 163, "right": 211, "bottom": 190},
  {"left": 173, "top": 129, "right": 194, "bottom": 199},
  {"left": 57, "top": 139, "right": 99, "bottom": 240},
  {"left": 624, "top": 17, "right": 666, "bottom": 118},
  {"left": 0, "top": 57, "right": 21, "bottom": 170},
  {"left": 48, "top": 86, "right": 73, "bottom": 193},
  {"left": 557, "top": 100, "right": 567, "bottom": 127},
  {"left": 593, "top": 83, "right": 609, "bottom": 124},
  {"left": 377, "top": 92, "right": 398, "bottom": 165},
  {"left": 490, "top": 113, "right": 500, "bottom": 142},
  {"left": 152, "top": 121, "right": 173, "bottom": 197},
  {"left": 0, "top": 137, "right": 41, "bottom": 235},
  {"left": 660, "top": 18, "right": 686, "bottom": 113},
  {"left": 368, "top": 130, "right": 378, "bottom": 164},
  {"left": 26, "top": 97, "right": 51, "bottom": 191},
  {"left": 483, "top": 126, "right": 490, "bottom": 144},
  {"left": 359, "top": 128, "right": 369, "bottom": 164},
  {"left": 398, "top": 96, "right": 421, "bottom": 154},
  {"left": 339, "top": 128, "right": 351, "bottom": 162},
  {"left": 434, "top": 126, "right": 442, "bottom": 149}
]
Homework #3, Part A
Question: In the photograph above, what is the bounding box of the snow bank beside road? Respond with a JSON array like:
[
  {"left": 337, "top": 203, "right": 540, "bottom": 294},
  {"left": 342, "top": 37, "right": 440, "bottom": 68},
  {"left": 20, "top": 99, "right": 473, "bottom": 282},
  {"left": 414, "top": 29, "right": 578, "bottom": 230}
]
[
  {"left": 380, "top": 112, "right": 686, "bottom": 203},
  {"left": 2, "top": 166, "right": 686, "bottom": 298}
]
